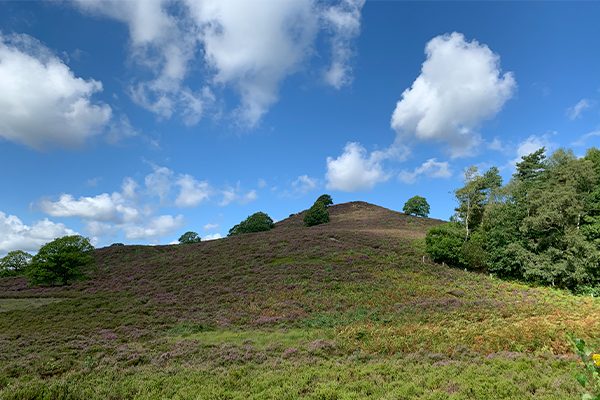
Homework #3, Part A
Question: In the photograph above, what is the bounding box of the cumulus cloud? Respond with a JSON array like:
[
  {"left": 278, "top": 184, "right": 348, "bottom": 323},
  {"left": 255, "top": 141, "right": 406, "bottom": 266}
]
[
  {"left": 391, "top": 32, "right": 516, "bottom": 158},
  {"left": 203, "top": 233, "right": 222, "bottom": 241},
  {"left": 0, "top": 33, "right": 111, "bottom": 149},
  {"left": 398, "top": 158, "right": 452, "bottom": 184},
  {"left": 292, "top": 175, "right": 319, "bottom": 194},
  {"left": 124, "top": 214, "right": 184, "bottom": 240},
  {"left": 144, "top": 166, "right": 174, "bottom": 203},
  {"left": 203, "top": 223, "right": 219, "bottom": 231},
  {"left": 70, "top": 0, "right": 364, "bottom": 127},
  {"left": 511, "top": 134, "right": 555, "bottom": 167},
  {"left": 326, "top": 142, "right": 389, "bottom": 191},
  {"left": 567, "top": 99, "right": 591, "bottom": 120},
  {"left": 219, "top": 185, "right": 258, "bottom": 206},
  {"left": 0, "top": 212, "right": 76, "bottom": 254},
  {"left": 40, "top": 193, "right": 139, "bottom": 223},
  {"left": 175, "top": 174, "right": 211, "bottom": 207},
  {"left": 322, "top": 0, "right": 365, "bottom": 89}
]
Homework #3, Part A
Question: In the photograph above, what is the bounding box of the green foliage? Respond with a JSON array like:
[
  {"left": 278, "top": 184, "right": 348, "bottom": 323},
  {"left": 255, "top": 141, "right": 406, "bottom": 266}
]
[
  {"left": 0, "top": 250, "right": 32, "bottom": 277},
  {"left": 304, "top": 201, "right": 330, "bottom": 227},
  {"left": 427, "top": 146, "right": 600, "bottom": 292},
  {"left": 425, "top": 223, "right": 465, "bottom": 267},
  {"left": 316, "top": 194, "right": 333, "bottom": 207},
  {"left": 402, "top": 195, "right": 430, "bottom": 217},
  {"left": 228, "top": 212, "right": 274, "bottom": 236},
  {"left": 178, "top": 231, "right": 201, "bottom": 244},
  {"left": 572, "top": 337, "right": 600, "bottom": 400},
  {"left": 26, "top": 235, "right": 94, "bottom": 286}
]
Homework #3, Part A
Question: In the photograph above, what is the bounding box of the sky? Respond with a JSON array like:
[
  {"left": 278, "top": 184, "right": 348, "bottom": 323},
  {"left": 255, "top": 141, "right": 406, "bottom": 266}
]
[{"left": 1, "top": 0, "right": 600, "bottom": 254}]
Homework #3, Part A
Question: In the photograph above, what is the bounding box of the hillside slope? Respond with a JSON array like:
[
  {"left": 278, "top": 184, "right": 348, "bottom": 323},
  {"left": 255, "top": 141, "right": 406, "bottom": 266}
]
[{"left": 0, "top": 201, "right": 599, "bottom": 399}]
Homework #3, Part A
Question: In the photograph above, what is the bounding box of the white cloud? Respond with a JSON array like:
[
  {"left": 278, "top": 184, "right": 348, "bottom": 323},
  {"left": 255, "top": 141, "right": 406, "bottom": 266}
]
[
  {"left": 0, "top": 33, "right": 111, "bottom": 149},
  {"left": 70, "top": 0, "right": 364, "bottom": 127},
  {"left": 203, "top": 233, "right": 222, "bottom": 241},
  {"left": 257, "top": 179, "right": 267, "bottom": 189},
  {"left": 219, "top": 185, "right": 258, "bottom": 206},
  {"left": 39, "top": 192, "right": 139, "bottom": 223},
  {"left": 203, "top": 223, "right": 219, "bottom": 231},
  {"left": 144, "top": 166, "right": 174, "bottom": 203},
  {"left": 572, "top": 130, "right": 600, "bottom": 147},
  {"left": 186, "top": 0, "right": 318, "bottom": 126},
  {"left": 567, "top": 99, "right": 591, "bottom": 120},
  {"left": 292, "top": 175, "right": 319, "bottom": 194},
  {"left": 399, "top": 158, "right": 451, "bottom": 184},
  {"left": 0, "top": 212, "right": 76, "bottom": 255},
  {"left": 326, "top": 142, "right": 389, "bottom": 191},
  {"left": 175, "top": 174, "right": 211, "bottom": 207},
  {"left": 391, "top": 32, "right": 516, "bottom": 158},
  {"left": 322, "top": 0, "right": 365, "bottom": 89},
  {"left": 124, "top": 214, "right": 184, "bottom": 240},
  {"left": 511, "top": 134, "right": 554, "bottom": 167}
]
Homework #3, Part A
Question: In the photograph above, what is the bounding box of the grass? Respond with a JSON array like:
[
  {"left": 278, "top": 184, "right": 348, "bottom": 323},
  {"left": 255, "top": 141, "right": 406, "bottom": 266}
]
[{"left": 0, "top": 201, "right": 598, "bottom": 399}]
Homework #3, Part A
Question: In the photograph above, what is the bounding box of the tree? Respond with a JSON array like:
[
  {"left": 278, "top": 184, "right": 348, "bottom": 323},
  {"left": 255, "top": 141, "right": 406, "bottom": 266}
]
[
  {"left": 26, "top": 235, "right": 94, "bottom": 286},
  {"left": 403, "top": 195, "right": 430, "bottom": 217},
  {"left": 316, "top": 194, "right": 333, "bottom": 207},
  {"left": 228, "top": 212, "right": 274, "bottom": 236},
  {"left": 425, "top": 223, "right": 466, "bottom": 268},
  {"left": 178, "top": 231, "right": 201, "bottom": 244},
  {"left": 0, "top": 250, "right": 32, "bottom": 277},
  {"left": 304, "top": 201, "right": 330, "bottom": 227}
]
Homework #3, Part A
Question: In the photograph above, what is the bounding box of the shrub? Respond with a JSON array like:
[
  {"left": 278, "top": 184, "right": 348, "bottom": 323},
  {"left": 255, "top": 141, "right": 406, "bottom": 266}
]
[
  {"left": 316, "top": 194, "right": 333, "bottom": 207},
  {"left": 304, "top": 201, "right": 330, "bottom": 227},
  {"left": 178, "top": 231, "right": 201, "bottom": 244},
  {"left": 425, "top": 223, "right": 465, "bottom": 268},
  {"left": 403, "top": 195, "right": 430, "bottom": 217},
  {"left": 0, "top": 250, "right": 32, "bottom": 277},
  {"left": 26, "top": 235, "right": 94, "bottom": 286},
  {"left": 109, "top": 243, "right": 125, "bottom": 247},
  {"left": 228, "top": 212, "right": 274, "bottom": 236},
  {"left": 572, "top": 337, "right": 600, "bottom": 399}
]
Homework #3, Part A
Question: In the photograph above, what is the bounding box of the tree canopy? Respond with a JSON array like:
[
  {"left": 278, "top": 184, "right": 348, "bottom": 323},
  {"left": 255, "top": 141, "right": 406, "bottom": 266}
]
[
  {"left": 26, "top": 235, "right": 94, "bottom": 286},
  {"left": 228, "top": 212, "right": 274, "bottom": 236},
  {"left": 403, "top": 195, "right": 430, "bottom": 217},
  {"left": 178, "top": 231, "right": 201, "bottom": 244},
  {"left": 426, "top": 147, "right": 600, "bottom": 292},
  {"left": 0, "top": 250, "right": 32, "bottom": 277}
]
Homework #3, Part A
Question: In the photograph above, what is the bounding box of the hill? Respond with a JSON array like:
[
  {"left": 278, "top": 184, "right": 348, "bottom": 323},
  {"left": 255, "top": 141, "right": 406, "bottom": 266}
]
[{"left": 0, "top": 201, "right": 599, "bottom": 399}]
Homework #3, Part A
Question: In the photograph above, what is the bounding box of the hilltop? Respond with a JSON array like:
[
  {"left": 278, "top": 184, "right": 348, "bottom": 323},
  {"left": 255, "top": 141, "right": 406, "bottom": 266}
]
[{"left": 0, "top": 201, "right": 599, "bottom": 399}]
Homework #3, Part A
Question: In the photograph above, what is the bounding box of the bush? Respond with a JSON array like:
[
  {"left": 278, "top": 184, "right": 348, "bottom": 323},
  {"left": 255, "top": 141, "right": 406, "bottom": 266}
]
[
  {"left": 572, "top": 337, "right": 600, "bottom": 399},
  {"left": 425, "top": 223, "right": 465, "bottom": 268},
  {"left": 403, "top": 195, "right": 430, "bottom": 217},
  {"left": 0, "top": 250, "right": 32, "bottom": 277},
  {"left": 26, "top": 235, "right": 94, "bottom": 286},
  {"left": 304, "top": 201, "right": 330, "bottom": 227},
  {"left": 109, "top": 243, "right": 125, "bottom": 247},
  {"left": 316, "top": 194, "right": 333, "bottom": 207},
  {"left": 228, "top": 212, "right": 274, "bottom": 236},
  {"left": 178, "top": 231, "right": 201, "bottom": 244}
]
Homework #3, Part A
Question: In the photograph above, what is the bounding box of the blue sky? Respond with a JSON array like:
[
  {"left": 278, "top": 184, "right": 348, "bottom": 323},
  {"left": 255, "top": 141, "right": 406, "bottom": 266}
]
[{"left": 1, "top": 0, "right": 599, "bottom": 254}]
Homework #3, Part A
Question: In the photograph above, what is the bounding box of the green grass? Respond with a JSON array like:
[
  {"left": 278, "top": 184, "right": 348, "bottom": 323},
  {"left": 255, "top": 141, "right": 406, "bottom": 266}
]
[
  {"left": 0, "top": 202, "right": 598, "bottom": 399},
  {"left": 0, "top": 298, "right": 63, "bottom": 313}
]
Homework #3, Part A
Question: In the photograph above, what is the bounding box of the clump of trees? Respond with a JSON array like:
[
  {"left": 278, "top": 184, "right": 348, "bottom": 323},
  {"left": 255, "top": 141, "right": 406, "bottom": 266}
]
[
  {"left": 403, "top": 195, "right": 430, "bottom": 217},
  {"left": 0, "top": 250, "right": 32, "bottom": 277},
  {"left": 304, "top": 194, "right": 333, "bottom": 227},
  {"left": 178, "top": 231, "right": 201, "bottom": 244},
  {"left": 27, "top": 235, "right": 95, "bottom": 286},
  {"left": 426, "top": 147, "right": 600, "bottom": 292},
  {"left": 228, "top": 212, "right": 274, "bottom": 236}
]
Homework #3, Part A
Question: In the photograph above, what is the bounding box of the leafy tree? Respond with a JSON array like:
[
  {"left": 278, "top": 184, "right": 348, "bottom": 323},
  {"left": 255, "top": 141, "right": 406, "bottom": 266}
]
[
  {"left": 304, "top": 201, "right": 330, "bottom": 227},
  {"left": 178, "top": 231, "right": 201, "bottom": 244},
  {"left": 26, "top": 235, "right": 94, "bottom": 286},
  {"left": 403, "top": 195, "right": 430, "bottom": 217},
  {"left": 0, "top": 250, "right": 32, "bottom": 277},
  {"left": 228, "top": 212, "right": 274, "bottom": 236},
  {"left": 316, "top": 194, "right": 333, "bottom": 207},
  {"left": 425, "top": 223, "right": 465, "bottom": 268}
]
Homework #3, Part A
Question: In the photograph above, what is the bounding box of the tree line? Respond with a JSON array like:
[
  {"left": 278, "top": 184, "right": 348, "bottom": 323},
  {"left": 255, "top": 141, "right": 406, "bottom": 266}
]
[{"left": 426, "top": 146, "right": 600, "bottom": 293}]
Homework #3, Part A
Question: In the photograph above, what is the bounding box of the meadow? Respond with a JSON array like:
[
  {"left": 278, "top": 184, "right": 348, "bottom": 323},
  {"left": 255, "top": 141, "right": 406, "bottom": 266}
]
[{"left": 1, "top": 202, "right": 598, "bottom": 399}]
